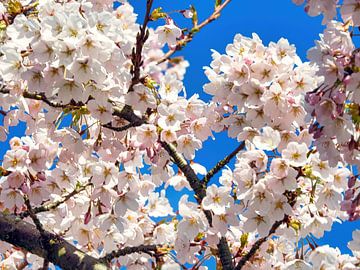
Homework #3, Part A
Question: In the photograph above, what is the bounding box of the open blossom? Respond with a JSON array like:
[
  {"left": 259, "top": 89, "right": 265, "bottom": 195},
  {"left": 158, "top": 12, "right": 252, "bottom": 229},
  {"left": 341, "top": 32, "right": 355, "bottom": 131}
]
[
  {"left": 243, "top": 211, "right": 272, "bottom": 237},
  {"left": 3, "top": 148, "right": 28, "bottom": 172},
  {"left": 282, "top": 142, "right": 308, "bottom": 167},
  {"left": 87, "top": 99, "right": 113, "bottom": 124},
  {"left": 202, "top": 184, "right": 234, "bottom": 215},
  {"left": 176, "top": 134, "right": 202, "bottom": 160},
  {"left": 178, "top": 195, "right": 208, "bottom": 240},
  {"left": 114, "top": 192, "right": 139, "bottom": 216},
  {"left": 135, "top": 124, "right": 158, "bottom": 148},
  {"left": 155, "top": 23, "right": 182, "bottom": 47},
  {"left": 212, "top": 205, "right": 239, "bottom": 235},
  {"left": 252, "top": 126, "right": 281, "bottom": 150},
  {"left": 145, "top": 191, "right": 174, "bottom": 217}
]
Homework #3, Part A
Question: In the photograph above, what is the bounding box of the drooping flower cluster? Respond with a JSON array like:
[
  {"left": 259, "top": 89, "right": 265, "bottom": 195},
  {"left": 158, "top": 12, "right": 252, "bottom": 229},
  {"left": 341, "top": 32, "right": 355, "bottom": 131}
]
[{"left": 304, "top": 21, "right": 360, "bottom": 166}]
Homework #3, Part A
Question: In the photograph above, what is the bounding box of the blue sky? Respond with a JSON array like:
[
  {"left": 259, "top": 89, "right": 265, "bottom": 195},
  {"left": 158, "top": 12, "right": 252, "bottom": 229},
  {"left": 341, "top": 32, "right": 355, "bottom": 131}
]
[{"left": 128, "top": 0, "right": 360, "bottom": 256}]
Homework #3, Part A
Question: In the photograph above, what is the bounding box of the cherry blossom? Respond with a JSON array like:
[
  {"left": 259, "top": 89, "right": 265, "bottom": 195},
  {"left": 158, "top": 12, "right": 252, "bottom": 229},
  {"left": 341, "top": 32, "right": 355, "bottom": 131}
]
[{"left": 0, "top": 0, "right": 359, "bottom": 269}]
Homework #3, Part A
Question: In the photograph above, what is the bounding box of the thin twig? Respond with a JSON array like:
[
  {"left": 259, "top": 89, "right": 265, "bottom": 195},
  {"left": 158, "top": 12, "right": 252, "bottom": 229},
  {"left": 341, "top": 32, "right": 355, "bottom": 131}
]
[
  {"left": 202, "top": 141, "right": 245, "bottom": 184},
  {"left": 129, "top": 0, "right": 155, "bottom": 91},
  {"left": 102, "top": 121, "right": 140, "bottom": 132},
  {"left": 101, "top": 244, "right": 158, "bottom": 263},
  {"left": 157, "top": 0, "right": 233, "bottom": 64},
  {"left": 233, "top": 219, "right": 284, "bottom": 270},
  {"left": 23, "top": 195, "right": 46, "bottom": 235},
  {"left": 19, "top": 182, "right": 92, "bottom": 219}
]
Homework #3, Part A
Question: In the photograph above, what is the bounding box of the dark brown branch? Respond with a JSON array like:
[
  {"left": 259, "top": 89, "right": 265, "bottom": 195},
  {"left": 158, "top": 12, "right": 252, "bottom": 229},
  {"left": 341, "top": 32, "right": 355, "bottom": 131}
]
[
  {"left": 160, "top": 141, "right": 206, "bottom": 203},
  {"left": 0, "top": 87, "right": 146, "bottom": 127},
  {"left": 101, "top": 244, "right": 158, "bottom": 263},
  {"left": 233, "top": 219, "right": 284, "bottom": 270},
  {"left": 0, "top": 88, "right": 76, "bottom": 109},
  {"left": 129, "top": 0, "right": 154, "bottom": 91},
  {"left": 23, "top": 196, "right": 45, "bottom": 235},
  {"left": 157, "top": 0, "right": 233, "bottom": 64},
  {"left": 202, "top": 141, "right": 245, "bottom": 184},
  {"left": 160, "top": 141, "right": 234, "bottom": 270},
  {"left": 0, "top": 212, "right": 110, "bottom": 270},
  {"left": 112, "top": 105, "right": 145, "bottom": 126},
  {"left": 102, "top": 122, "right": 140, "bottom": 132},
  {"left": 42, "top": 259, "right": 50, "bottom": 270}
]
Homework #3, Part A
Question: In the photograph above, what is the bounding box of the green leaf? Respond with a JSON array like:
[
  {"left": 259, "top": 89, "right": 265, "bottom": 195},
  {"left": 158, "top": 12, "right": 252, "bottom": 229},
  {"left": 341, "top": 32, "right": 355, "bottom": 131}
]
[
  {"left": 7, "top": 0, "right": 23, "bottom": 15},
  {"left": 0, "top": 21, "right": 7, "bottom": 31},
  {"left": 150, "top": 7, "right": 167, "bottom": 21},
  {"left": 190, "top": 5, "right": 198, "bottom": 27},
  {"left": 215, "top": 0, "right": 222, "bottom": 8},
  {"left": 240, "top": 233, "right": 248, "bottom": 248}
]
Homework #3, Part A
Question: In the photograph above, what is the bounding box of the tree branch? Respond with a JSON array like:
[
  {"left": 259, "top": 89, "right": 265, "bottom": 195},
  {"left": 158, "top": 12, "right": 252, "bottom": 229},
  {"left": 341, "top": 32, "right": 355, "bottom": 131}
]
[
  {"left": 0, "top": 88, "right": 67, "bottom": 109},
  {"left": 160, "top": 141, "right": 206, "bottom": 203},
  {"left": 202, "top": 141, "right": 245, "bottom": 184},
  {"left": 23, "top": 195, "right": 46, "bottom": 235},
  {"left": 129, "top": 0, "right": 154, "bottom": 91},
  {"left": 160, "top": 141, "right": 234, "bottom": 270},
  {"left": 233, "top": 219, "right": 284, "bottom": 270},
  {"left": 157, "top": 0, "right": 233, "bottom": 64},
  {"left": 0, "top": 212, "right": 110, "bottom": 270},
  {"left": 19, "top": 182, "right": 92, "bottom": 219},
  {"left": 112, "top": 105, "right": 145, "bottom": 127},
  {"left": 101, "top": 244, "right": 158, "bottom": 263}
]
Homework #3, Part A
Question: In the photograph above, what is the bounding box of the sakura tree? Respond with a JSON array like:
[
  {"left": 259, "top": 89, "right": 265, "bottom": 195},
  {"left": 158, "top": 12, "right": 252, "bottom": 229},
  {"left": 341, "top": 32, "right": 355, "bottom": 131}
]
[{"left": 0, "top": 0, "right": 360, "bottom": 269}]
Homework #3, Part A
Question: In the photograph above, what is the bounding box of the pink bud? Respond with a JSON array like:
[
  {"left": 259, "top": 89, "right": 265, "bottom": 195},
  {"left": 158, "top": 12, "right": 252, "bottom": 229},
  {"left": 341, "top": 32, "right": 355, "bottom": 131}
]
[
  {"left": 21, "top": 182, "right": 31, "bottom": 194},
  {"left": 244, "top": 58, "right": 252, "bottom": 66},
  {"left": 180, "top": 9, "right": 193, "bottom": 19},
  {"left": 305, "top": 93, "right": 320, "bottom": 106},
  {"left": 340, "top": 200, "right": 352, "bottom": 211},
  {"left": 343, "top": 75, "right": 352, "bottom": 85},
  {"left": 345, "top": 189, "right": 354, "bottom": 200},
  {"left": 331, "top": 90, "right": 346, "bottom": 104},
  {"left": 84, "top": 210, "right": 91, "bottom": 225},
  {"left": 348, "top": 176, "right": 357, "bottom": 188}
]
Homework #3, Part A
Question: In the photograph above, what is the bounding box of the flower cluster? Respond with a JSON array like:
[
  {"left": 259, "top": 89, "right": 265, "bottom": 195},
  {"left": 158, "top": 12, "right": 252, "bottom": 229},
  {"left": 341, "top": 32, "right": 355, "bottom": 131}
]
[
  {"left": 293, "top": 0, "right": 360, "bottom": 26},
  {"left": 203, "top": 33, "right": 319, "bottom": 150},
  {"left": 304, "top": 21, "right": 360, "bottom": 166}
]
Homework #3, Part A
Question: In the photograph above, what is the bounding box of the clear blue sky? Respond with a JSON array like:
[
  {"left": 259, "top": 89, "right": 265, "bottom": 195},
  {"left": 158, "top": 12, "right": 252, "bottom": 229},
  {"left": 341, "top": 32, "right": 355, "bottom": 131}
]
[
  {"left": 0, "top": 1, "right": 358, "bottom": 267},
  {"left": 129, "top": 0, "right": 360, "bottom": 256}
]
